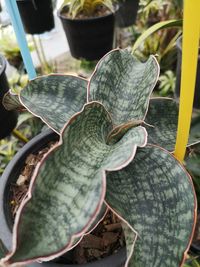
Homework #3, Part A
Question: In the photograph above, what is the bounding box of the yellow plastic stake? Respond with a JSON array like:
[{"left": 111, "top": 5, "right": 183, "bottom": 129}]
[{"left": 174, "top": 0, "right": 200, "bottom": 162}]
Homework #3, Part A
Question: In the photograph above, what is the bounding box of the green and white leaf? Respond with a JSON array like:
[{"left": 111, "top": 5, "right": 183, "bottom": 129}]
[
  {"left": 6, "top": 102, "right": 147, "bottom": 264},
  {"left": 88, "top": 49, "right": 159, "bottom": 126},
  {"left": 19, "top": 74, "right": 87, "bottom": 133},
  {"left": 106, "top": 145, "right": 196, "bottom": 267},
  {"left": 145, "top": 98, "right": 200, "bottom": 151}
]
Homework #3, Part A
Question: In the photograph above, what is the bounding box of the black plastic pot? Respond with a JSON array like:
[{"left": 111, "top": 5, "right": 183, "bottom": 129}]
[
  {"left": 16, "top": 0, "right": 55, "bottom": 34},
  {"left": 175, "top": 36, "right": 200, "bottom": 109},
  {"left": 58, "top": 7, "right": 115, "bottom": 61},
  {"left": 115, "top": 0, "right": 139, "bottom": 28},
  {"left": 0, "top": 55, "right": 18, "bottom": 139},
  {"left": 0, "top": 130, "right": 126, "bottom": 267}
]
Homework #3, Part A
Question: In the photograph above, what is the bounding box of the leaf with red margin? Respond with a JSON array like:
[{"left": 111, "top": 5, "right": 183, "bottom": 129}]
[
  {"left": 88, "top": 49, "right": 160, "bottom": 126},
  {"left": 19, "top": 74, "right": 88, "bottom": 134},
  {"left": 145, "top": 98, "right": 200, "bottom": 151},
  {"left": 106, "top": 145, "right": 196, "bottom": 267},
  {"left": 3, "top": 102, "right": 147, "bottom": 265}
]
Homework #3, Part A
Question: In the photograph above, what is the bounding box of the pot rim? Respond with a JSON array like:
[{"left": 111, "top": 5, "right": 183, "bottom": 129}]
[
  {"left": 0, "top": 129, "right": 57, "bottom": 251},
  {"left": 0, "top": 54, "right": 6, "bottom": 77},
  {"left": 57, "top": 5, "right": 116, "bottom": 22}
]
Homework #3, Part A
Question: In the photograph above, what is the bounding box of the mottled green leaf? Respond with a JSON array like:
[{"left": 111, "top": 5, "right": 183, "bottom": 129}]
[
  {"left": 145, "top": 98, "right": 200, "bottom": 151},
  {"left": 19, "top": 74, "right": 87, "bottom": 133},
  {"left": 121, "top": 222, "right": 136, "bottom": 265},
  {"left": 3, "top": 91, "right": 24, "bottom": 111},
  {"left": 106, "top": 145, "right": 196, "bottom": 267},
  {"left": 88, "top": 49, "right": 159, "bottom": 126},
  {"left": 7, "top": 102, "right": 147, "bottom": 265}
]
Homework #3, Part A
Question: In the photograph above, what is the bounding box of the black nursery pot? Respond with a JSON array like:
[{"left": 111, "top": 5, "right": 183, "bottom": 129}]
[
  {"left": 115, "top": 0, "right": 139, "bottom": 28},
  {"left": 58, "top": 7, "right": 115, "bottom": 61},
  {"left": 0, "top": 130, "right": 126, "bottom": 267},
  {"left": 0, "top": 55, "right": 18, "bottom": 139},
  {"left": 16, "top": 0, "right": 55, "bottom": 34},
  {"left": 175, "top": 36, "right": 200, "bottom": 109}
]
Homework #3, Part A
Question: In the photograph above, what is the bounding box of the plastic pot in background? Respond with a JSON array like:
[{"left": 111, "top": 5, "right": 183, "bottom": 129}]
[
  {"left": 16, "top": 0, "right": 55, "bottom": 34},
  {"left": 115, "top": 0, "right": 139, "bottom": 28},
  {"left": 175, "top": 36, "right": 200, "bottom": 109},
  {"left": 0, "top": 55, "right": 18, "bottom": 139},
  {"left": 0, "top": 130, "right": 126, "bottom": 267},
  {"left": 58, "top": 7, "right": 115, "bottom": 61}
]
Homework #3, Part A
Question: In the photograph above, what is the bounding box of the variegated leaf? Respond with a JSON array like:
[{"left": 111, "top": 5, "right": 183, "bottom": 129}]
[
  {"left": 3, "top": 91, "right": 24, "bottom": 111},
  {"left": 121, "top": 222, "right": 136, "bottom": 266},
  {"left": 106, "top": 145, "right": 196, "bottom": 267},
  {"left": 145, "top": 98, "right": 200, "bottom": 151},
  {"left": 6, "top": 102, "right": 147, "bottom": 265},
  {"left": 19, "top": 74, "right": 87, "bottom": 133},
  {"left": 88, "top": 49, "right": 160, "bottom": 126}
]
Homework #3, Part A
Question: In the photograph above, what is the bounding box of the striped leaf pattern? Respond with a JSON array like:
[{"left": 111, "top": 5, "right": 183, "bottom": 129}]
[
  {"left": 146, "top": 98, "right": 200, "bottom": 151},
  {"left": 106, "top": 145, "right": 196, "bottom": 267},
  {"left": 7, "top": 102, "right": 147, "bottom": 264},
  {"left": 88, "top": 49, "right": 160, "bottom": 126},
  {"left": 19, "top": 75, "right": 87, "bottom": 133}
]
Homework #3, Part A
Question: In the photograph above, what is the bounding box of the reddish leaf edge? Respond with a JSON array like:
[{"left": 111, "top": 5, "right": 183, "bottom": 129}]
[
  {"left": 104, "top": 144, "right": 197, "bottom": 267},
  {"left": 2, "top": 101, "right": 147, "bottom": 266},
  {"left": 87, "top": 48, "right": 160, "bottom": 123},
  {"left": 18, "top": 73, "right": 88, "bottom": 135}
]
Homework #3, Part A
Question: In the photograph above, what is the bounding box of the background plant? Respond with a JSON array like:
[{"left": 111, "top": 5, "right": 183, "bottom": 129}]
[{"left": 61, "top": 0, "right": 114, "bottom": 18}]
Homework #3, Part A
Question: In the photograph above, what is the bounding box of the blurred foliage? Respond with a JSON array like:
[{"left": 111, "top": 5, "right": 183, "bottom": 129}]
[
  {"left": 183, "top": 256, "right": 200, "bottom": 267},
  {"left": 0, "top": 71, "right": 44, "bottom": 175},
  {"left": 158, "top": 70, "right": 176, "bottom": 97},
  {"left": 129, "top": 0, "right": 183, "bottom": 96},
  {"left": 0, "top": 26, "right": 33, "bottom": 68},
  {"left": 8, "top": 72, "right": 29, "bottom": 94}
]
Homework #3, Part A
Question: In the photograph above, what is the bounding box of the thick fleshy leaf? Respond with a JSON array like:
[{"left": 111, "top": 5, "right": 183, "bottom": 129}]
[
  {"left": 6, "top": 102, "right": 147, "bottom": 265},
  {"left": 121, "top": 222, "right": 136, "bottom": 265},
  {"left": 3, "top": 91, "right": 24, "bottom": 111},
  {"left": 19, "top": 74, "right": 87, "bottom": 133},
  {"left": 145, "top": 98, "right": 200, "bottom": 151},
  {"left": 106, "top": 145, "right": 196, "bottom": 267},
  {"left": 88, "top": 49, "right": 160, "bottom": 126}
]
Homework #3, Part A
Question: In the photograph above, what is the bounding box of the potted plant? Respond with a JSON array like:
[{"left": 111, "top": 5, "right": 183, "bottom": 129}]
[
  {"left": 175, "top": 36, "right": 200, "bottom": 109},
  {"left": 115, "top": 0, "right": 139, "bottom": 28},
  {"left": 58, "top": 0, "right": 116, "bottom": 60},
  {"left": 0, "top": 54, "right": 18, "bottom": 139},
  {"left": 0, "top": 27, "right": 33, "bottom": 69},
  {"left": 0, "top": 49, "right": 198, "bottom": 267},
  {"left": 16, "top": 0, "right": 55, "bottom": 35}
]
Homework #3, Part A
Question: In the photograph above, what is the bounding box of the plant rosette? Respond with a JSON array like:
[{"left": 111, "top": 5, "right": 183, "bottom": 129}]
[{"left": 1, "top": 49, "right": 199, "bottom": 267}]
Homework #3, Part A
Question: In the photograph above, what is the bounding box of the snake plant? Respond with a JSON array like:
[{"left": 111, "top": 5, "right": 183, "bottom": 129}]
[{"left": 1, "top": 49, "right": 198, "bottom": 267}]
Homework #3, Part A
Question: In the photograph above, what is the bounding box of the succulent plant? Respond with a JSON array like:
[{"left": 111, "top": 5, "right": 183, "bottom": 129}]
[{"left": 2, "top": 49, "right": 199, "bottom": 267}]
